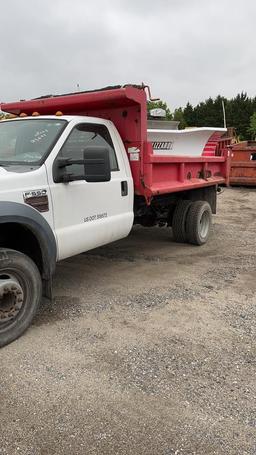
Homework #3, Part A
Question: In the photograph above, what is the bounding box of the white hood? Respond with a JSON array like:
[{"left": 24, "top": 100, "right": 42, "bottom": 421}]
[{"left": 0, "top": 165, "right": 48, "bottom": 198}]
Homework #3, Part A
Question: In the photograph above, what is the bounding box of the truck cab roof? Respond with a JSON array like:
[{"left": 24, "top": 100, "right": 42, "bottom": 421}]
[{"left": 1, "top": 114, "right": 113, "bottom": 125}]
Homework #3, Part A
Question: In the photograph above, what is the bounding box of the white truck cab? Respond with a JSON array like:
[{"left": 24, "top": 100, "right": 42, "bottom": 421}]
[{"left": 0, "top": 116, "right": 134, "bottom": 256}]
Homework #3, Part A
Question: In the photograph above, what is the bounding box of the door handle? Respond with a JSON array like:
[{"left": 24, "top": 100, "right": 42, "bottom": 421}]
[{"left": 121, "top": 181, "right": 128, "bottom": 196}]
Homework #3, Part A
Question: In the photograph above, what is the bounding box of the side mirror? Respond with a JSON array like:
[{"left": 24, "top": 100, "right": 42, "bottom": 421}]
[
  {"left": 53, "top": 146, "right": 111, "bottom": 183},
  {"left": 83, "top": 146, "right": 111, "bottom": 183}
]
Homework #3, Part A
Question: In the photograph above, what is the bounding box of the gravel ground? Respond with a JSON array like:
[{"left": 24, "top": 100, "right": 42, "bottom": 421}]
[{"left": 1, "top": 187, "right": 256, "bottom": 455}]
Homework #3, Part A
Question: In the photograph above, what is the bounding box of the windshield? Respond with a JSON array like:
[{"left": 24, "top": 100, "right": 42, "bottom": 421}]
[{"left": 0, "top": 119, "right": 67, "bottom": 165}]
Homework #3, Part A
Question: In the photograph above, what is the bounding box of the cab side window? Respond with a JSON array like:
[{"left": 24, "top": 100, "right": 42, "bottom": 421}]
[{"left": 58, "top": 123, "right": 118, "bottom": 176}]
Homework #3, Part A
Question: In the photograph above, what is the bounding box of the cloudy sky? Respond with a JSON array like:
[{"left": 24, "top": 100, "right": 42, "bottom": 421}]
[{"left": 0, "top": 0, "right": 255, "bottom": 111}]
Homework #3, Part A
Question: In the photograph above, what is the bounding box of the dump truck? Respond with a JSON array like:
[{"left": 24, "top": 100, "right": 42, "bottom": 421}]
[{"left": 0, "top": 84, "right": 230, "bottom": 346}]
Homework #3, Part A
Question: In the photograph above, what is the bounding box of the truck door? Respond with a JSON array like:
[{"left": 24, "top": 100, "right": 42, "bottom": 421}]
[{"left": 45, "top": 121, "right": 134, "bottom": 260}]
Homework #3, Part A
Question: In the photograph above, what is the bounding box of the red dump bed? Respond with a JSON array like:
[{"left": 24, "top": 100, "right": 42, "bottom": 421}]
[{"left": 1, "top": 85, "right": 230, "bottom": 202}]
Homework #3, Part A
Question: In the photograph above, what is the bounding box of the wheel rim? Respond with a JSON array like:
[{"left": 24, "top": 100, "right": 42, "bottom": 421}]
[
  {"left": 0, "top": 273, "right": 24, "bottom": 328},
  {"left": 199, "top": 210, "right": 210, "bottom": 238}
]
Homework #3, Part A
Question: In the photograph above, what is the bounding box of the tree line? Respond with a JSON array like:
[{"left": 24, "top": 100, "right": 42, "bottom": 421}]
[{"left": 148, "top": 93, "right": 256, "bottom": 140}]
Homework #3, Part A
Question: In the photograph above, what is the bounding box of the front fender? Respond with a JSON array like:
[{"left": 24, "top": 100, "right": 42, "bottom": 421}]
[{"left": 0, "top": 201, "right": 57, "bottom": 279}]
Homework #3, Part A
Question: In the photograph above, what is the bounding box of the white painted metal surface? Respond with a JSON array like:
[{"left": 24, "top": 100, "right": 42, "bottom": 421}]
[
  {"left": 148, "top": 127, "right": 227, "bottom": 157},
  {"left": 0, "top": 165, "right": 55, "bottom": 228}
]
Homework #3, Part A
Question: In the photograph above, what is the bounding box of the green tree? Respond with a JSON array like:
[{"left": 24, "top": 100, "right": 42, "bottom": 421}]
[
  {"left": 228, "top": 92, "right": 252, "bottom": 139},
  {"left": 173, "top": 107, "right": 187, "bottom": 129},
  {"left": 247, "top": 112, "right": 256, "bottom": 140},
  {"left": 183, "top": 102, "right": 195, "bottom": 126},
  {"left": 147, "top": 100, "right": 173, "bottom": 120}
]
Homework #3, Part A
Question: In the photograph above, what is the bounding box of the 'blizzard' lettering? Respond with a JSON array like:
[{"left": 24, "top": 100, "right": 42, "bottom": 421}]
[{"left": 152, "top": 141, "right": 173, "bottom": 150}]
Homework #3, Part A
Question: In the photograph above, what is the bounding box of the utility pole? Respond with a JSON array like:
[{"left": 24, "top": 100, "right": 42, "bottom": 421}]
[{"left": 222, "top": 100, "right": 227, "bottom": 128}]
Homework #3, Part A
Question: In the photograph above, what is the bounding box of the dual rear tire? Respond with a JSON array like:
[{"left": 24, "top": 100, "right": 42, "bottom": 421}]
[{"left": 172, "top": 200, "right": 212, "bottom": 245}]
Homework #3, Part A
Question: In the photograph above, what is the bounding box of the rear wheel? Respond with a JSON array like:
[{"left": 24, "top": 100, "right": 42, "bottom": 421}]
[
  {"left": 186, "top": 201, "right": 212, "bottom": 245},
  {"left": 0, "top": 249, "right": 42, "bottom": 348},
  {"left": 172, "top": 200, "right": 193, "bottom": 243}
]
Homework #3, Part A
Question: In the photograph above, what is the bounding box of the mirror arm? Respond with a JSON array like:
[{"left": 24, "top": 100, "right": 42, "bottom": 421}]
[
  {"left": 60, "top": 174, "right": 86, "bottom": 183},
  {"left": 57, "top": 158, "right": 86, "bottom": 168}
]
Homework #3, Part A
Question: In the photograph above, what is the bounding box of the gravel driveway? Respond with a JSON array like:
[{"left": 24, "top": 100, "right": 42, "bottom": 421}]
[{"left": 1, "top": 187, "right": 256, "bottom": 455}]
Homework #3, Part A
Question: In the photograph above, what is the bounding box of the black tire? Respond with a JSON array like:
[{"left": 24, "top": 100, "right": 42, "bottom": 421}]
[
  {"left": 186, "top": 201, "right": 212, "bottom": 245},
  {"left": 172, "top": 200, "right": 193, "bottom": 243},
  {"left": 0, "top": 249, "right": 42, "bottom": 348}
]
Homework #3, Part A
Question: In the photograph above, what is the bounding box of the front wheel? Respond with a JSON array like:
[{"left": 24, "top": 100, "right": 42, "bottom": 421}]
[
  {"left": 186, "top": 201, "right": 212, "bottom": 245},
  {"left": 0, "top": 249, "right": 42, "bottom": 348}
]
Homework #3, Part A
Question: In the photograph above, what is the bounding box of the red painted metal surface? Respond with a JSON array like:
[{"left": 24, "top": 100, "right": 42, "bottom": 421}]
[
  {"left": 203, "top": 132, "right": 233, "bottom": 157},
  {"left": 230, "top": 141, "right": 256, "bottom": 185},
  {"left": 1, "top": 85, "right": 230, "bottom": 201}
]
